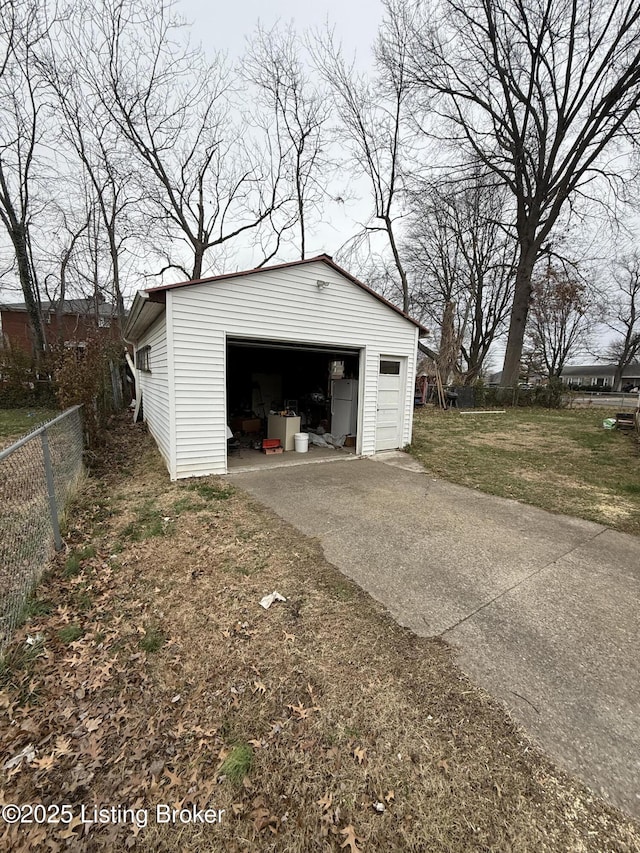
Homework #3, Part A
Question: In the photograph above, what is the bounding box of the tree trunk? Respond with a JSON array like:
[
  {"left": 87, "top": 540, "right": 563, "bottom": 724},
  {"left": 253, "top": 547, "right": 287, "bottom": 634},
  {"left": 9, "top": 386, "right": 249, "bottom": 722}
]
[
  {"left": 191, "top": 247, "right": 204, "bottom": 281},
  {"left": 501, "top": 241, "right": 538, "bottom": 387},
  {"left": 437, "top": 300, "right": 460, "bottom": 387},
  {"left": 384, "top": 215, "right": 409, "bottom": 315},
  {"left": 12, "top": 224, "right": 45, "bottom": 355}
]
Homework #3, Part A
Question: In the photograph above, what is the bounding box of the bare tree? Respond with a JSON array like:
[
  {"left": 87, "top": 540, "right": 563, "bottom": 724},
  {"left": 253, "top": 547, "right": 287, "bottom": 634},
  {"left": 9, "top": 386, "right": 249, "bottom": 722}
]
[
  {"left": 405, "top": 174, "right": 516, "bottom": 383},
  {"left": 392, "top": 0, "right": 640, "bottom": 386},
  {"left": 40, "top": 27, "right": 139, "bottom": 330},
  {"left": 603, "top": 253, "right": 640, "bottom": 390},
  {"left": 245, "top": 23, "right": 328, "bottom": 260},
  {"left": 0, "top": 0, "right": 47, "bottom": 353},
  {"left": 526, "top": 262, "right": 593, "bottom": 379},
  {"left": 73, "top": 0, "right": 290, "bottom": 282},
  {"left": 313, "top": 3, "right": 418, "bottom": 313},
  {"left": 43, "top": 205, "right": 90, "bottom": 333}
]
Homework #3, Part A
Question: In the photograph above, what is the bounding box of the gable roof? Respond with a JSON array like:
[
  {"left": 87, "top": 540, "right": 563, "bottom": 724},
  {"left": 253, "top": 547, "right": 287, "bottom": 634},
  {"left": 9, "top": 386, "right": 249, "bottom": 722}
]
[{"left": 143, "top": 254, "right": 428, "bottom": 335}]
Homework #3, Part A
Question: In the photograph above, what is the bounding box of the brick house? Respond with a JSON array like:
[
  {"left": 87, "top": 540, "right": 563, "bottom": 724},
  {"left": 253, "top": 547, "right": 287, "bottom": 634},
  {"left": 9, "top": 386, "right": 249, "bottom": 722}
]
[{"left": 0, "top": 297, "right": 120, "bottom": 355}]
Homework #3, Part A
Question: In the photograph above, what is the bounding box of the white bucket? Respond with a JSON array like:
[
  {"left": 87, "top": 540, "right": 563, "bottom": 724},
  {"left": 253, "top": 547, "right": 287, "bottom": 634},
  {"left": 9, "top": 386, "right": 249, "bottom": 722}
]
[{"left": 294, "top": 432, "right": 309, "bottom": 453}]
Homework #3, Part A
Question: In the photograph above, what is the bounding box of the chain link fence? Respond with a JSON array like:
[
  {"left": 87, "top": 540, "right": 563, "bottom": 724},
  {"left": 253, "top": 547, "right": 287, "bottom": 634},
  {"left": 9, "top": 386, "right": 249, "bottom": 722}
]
[{"left": 0, "top": 406, "right": 84, "bottom": 651}]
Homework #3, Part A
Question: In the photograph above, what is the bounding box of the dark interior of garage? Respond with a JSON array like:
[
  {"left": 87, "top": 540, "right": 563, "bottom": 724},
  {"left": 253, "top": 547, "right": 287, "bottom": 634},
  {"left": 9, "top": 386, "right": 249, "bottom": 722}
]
[{"left": 226, "top": 341, "right": 359, "bottom": 450}]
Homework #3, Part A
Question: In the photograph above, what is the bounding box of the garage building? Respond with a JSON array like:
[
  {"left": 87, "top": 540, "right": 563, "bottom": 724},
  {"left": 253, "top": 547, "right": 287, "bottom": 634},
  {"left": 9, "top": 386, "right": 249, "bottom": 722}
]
[{"left": 124, "top": 254, "right": 426, "bottom": 479}]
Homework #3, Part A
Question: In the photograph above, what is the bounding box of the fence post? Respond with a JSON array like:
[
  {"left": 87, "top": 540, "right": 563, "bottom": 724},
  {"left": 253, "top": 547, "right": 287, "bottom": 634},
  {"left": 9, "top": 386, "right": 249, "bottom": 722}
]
[{"left": 41, "top": 427, "right": 63, "bottom": 551}]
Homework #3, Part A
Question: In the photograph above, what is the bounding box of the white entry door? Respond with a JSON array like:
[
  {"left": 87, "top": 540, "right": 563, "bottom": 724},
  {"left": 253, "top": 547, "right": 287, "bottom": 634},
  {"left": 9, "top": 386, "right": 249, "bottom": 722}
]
[{"left": 376, "top": 357, "right": 404, "bottom": 451}]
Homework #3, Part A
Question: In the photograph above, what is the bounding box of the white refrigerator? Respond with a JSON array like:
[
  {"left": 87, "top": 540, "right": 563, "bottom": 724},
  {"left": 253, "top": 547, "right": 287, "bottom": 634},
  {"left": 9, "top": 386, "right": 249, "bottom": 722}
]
[{"left": 331, "top": 379, "right": 358, "bottom": 437}]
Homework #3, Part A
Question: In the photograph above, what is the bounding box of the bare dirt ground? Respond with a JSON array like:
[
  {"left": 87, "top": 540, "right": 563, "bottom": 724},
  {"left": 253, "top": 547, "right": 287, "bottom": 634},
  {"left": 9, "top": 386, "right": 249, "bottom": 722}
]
[{"left": 1, "top": 416, "right": 638, "bottom": 852}]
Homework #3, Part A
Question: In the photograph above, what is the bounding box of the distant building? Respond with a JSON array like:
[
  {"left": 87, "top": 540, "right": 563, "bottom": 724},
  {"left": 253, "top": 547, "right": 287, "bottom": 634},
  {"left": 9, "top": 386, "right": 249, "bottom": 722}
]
[
  {"left": 0, "top": 297, "right": 120, "bottom": 356},
  {"left": 560, "top": 363, "right": 640, "bottom": 390},
  {"left": 487, "top": 369, "right": 546, "bottom": 386}
]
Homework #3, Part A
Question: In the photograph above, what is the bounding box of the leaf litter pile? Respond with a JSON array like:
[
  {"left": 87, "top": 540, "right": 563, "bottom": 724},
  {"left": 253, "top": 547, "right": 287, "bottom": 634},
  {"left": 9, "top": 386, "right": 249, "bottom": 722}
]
[{"left": 1, "top": 416, "right": 638, "bottom": 852}]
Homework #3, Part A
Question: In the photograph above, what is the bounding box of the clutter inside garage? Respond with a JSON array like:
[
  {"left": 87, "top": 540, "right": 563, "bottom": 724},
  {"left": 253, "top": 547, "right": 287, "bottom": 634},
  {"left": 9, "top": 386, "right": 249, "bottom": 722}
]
[{"left": 226, "top": 340, "right": 359, "bottom": 459}]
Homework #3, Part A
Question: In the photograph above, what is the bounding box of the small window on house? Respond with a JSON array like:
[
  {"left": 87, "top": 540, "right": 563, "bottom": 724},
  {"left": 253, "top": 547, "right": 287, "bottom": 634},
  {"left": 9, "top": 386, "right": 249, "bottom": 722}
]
[
  {"left": 64, "top": 341, "right": 87, "bottom": 360},
  {"left": 136, "top": 345, "right": 151, "bottom": 372},
  {"left": 98, "top": 316, "right": 111, "bottom": 328},
  {"left": 380, "top": 360, "right": 401, "bottom": 375}
]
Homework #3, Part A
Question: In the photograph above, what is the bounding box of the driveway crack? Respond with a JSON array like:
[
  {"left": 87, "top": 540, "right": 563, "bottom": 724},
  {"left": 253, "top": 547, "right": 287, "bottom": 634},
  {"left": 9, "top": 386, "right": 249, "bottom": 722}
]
[{"left": 440, "top": 526, "right": 608, "bottom": 636}]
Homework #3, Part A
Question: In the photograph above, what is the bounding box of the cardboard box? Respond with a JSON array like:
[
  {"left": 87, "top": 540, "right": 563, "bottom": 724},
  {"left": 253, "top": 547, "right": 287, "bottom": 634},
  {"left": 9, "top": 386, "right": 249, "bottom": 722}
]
[
  {"left": 231, "top": 417, "right": 262, "bottom": 434},
  {"left": 344, "top": 434, "right": 356, "bottom": 447}
]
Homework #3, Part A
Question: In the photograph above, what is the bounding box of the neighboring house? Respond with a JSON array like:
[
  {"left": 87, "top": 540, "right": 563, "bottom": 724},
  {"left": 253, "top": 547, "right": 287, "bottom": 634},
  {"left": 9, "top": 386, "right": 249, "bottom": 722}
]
[
  {"left": 487, "top": 370, "right": 546, "bottom": 386},
  {"left": 0, "top": 297, "right": 119, "bottom": 355},
  {"left": 560, "top": 363, "right": 640, "bottom": 390},
  {"left": 124, "top": 254, "right": 427, "bottom": 480}
]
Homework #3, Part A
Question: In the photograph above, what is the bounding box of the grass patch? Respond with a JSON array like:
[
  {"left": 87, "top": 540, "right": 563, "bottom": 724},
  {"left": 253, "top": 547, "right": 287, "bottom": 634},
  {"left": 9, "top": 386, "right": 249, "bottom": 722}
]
[
  {"left": 63, "top": 544, "right": 97, "bottom": 578},
  {"left": 621, "top": 482, "right": 640, "bottom": 495},
  {"left": 219, "top": 743, "right": 253, "bottom": 784},
  {"left": 0, "top": 408, "right": 59, "bottom": 445},
  {"left": 121, "top": 499, "right": 172, "bottom": 541},
  {"left": 328, "top": 577, "right": 357, "bottom": 601},
  {"left": 63, "top": 553, "right": 82, "bottom": 578},
  {"left": 139, "top": 624, "right": 166, "bottom": 653},
  {"left": 57, "top": 624, "right": 83, "bottom": 644},
  {"left": 0, "top": 640, "right": 45, "bottom": 703},
  {"left": 187, "top": 480, "right": 233, "bottom": 501},
  {"left": 72, "top": 590, "right": 93, "bottom": 612},
  {"left": 172, "top": 495, "right": 203, "bottom": 515},
  {"left": 410, "top": 407, "right": 640, "bottom": 533},
  {"left": 20, "top": 597, "right": 54, "bottom": 620}
]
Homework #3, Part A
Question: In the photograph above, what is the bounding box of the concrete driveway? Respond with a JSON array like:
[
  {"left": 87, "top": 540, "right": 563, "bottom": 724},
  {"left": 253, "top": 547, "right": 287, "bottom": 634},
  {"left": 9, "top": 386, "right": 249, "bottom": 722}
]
[{"left": 229, "top": 453, "right": 640, "bottom": 819}]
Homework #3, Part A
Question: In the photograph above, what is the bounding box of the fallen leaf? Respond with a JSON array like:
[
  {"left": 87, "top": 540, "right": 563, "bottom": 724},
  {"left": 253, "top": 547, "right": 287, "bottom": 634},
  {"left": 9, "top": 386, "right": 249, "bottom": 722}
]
[
  {"left": 287, "top": 701, "right": 319, "bottom": 720},
  {"left": 352, "top": 746, "right": 367, "bottom": 765},
  {"left": 252, "top": 680, "right": 266, "bottom": 696},
  {"left": 251, "top": 807, "right": 272, "bottom": 831},
  {"left": 317, "top": 792, "right": 333, "bottom": 813},
  {"left": 33, "top": 753, "right": 56, "bottom": 772},
  {"left": 164, "top": 767, "right": 182, "bottom": 788},
  {"left": 384, "top": 789, "right": 395, "bottom": 804},
  {"left": 58, "top": 816, "right": 83, "bottom": 840},
  {"left": 340, "top": 824, "right": 362, "bottom": 852},
  {"left": 54, "top": 737, "right": 73, "bottom": 757}
]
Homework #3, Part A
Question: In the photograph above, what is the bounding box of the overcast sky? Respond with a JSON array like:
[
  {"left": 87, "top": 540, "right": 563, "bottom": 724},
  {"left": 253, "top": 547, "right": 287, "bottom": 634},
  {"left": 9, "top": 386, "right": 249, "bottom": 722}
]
[
  {"left": 178, "top": 0, "right": 383, "bottom": 62},
  {"left": 0, "top": 0, "right": 384, "bottom": 305},
  {"left": 174, "top": 0, "right": 387, "bottom": 269}
]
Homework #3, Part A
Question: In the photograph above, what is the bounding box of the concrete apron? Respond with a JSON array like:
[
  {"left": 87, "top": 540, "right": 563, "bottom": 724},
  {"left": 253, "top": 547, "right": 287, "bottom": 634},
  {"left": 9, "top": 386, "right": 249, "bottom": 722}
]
[{"left": 228, "top": 454, "right": 640, "bottom": 820}]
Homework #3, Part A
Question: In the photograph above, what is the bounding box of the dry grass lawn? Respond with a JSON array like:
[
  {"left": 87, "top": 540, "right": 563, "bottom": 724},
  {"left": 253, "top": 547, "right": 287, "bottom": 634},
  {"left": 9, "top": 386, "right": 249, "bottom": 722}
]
[
  {"left": 410, "top": 406, "right": 640, "bottom": 534},
  {"left": 1, "top": 416, "right": 639, "bottom": 851},
  {"left": 0, "top": 410, "right": 60, "bottom": 451}
]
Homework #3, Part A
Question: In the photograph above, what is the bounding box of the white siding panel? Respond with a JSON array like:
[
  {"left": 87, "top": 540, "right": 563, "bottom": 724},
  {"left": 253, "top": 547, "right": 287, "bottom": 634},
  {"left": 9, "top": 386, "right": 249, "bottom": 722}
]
[
  {"left": 166, "top": 261, "right": 418, "bottom": 477},
  {"left": 137, "top": 313, "right": 171, "bottom": 467},
  {"left": 403, "top": 340, "right": 418, "bottom": 446}
]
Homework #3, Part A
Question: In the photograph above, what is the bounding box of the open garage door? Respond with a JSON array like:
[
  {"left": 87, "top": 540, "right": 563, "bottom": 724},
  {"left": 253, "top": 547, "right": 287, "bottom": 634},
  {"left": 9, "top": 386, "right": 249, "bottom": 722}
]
[{"left": 226, "top": 338, "right": 361, "bottom": 458}]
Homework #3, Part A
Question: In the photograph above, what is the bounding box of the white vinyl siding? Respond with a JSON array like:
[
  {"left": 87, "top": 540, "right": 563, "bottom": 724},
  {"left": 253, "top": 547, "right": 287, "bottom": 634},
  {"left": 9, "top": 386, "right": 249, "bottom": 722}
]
[
  {"left": 168, "top": 261, "right": 418, "bottom": 478},
  {"left": 136, "top": 313, "right": 171, "bottom": 468}
]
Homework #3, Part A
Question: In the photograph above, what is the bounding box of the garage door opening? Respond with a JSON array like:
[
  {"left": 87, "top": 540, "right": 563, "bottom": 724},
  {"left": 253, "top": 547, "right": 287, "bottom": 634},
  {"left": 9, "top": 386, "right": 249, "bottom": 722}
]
[{"left": 226, "top": 339, "right": 361, "bottom": 470}]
